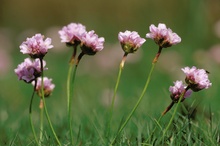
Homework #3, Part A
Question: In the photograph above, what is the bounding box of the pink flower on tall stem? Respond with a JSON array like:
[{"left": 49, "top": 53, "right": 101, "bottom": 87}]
[
  {"left": 146, "top": 23, "right": 181, "bottom": 48},
  {"left": 58, "top": 23, "right": 87, "bottom": 46},
  {"left": 20, "top": 34, "right": 53, "bottom": 59},
  {"left": 118, "top": 30, "right": 146, "bottom": 54},
  {"left": 182, "top": 66, "right": 212, "bottom": 92},
  {"left": 80, "top": 30, "right": 105, "bottom": 55},
  {"left": 32, "top": 77, "right": 55, "bottom": 97},
  {"left": 169, "top": 80, "right": 192, "bottom": 102},
  {"left": 14, "top": 58, "right": 47, "bottom": 83}
]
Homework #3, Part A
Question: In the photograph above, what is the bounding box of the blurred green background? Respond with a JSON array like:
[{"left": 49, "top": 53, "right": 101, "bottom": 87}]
[{"left": 0, "top": 0, "right": 220, "bottom": 144}]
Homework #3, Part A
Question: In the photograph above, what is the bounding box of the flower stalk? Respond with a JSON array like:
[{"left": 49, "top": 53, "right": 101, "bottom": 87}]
[
  {"left": 110, "top": 59, "right": 156, "bottom": 145},
  {"left": 152, "top": 46, "right": 162, "bottom": 63},
  {"left": 29, "top": 79, "right": 39, "bottom": 145},
  {"left": 107, "top": 53, "right": 127, "bottom": 136},
  {"left": 39, "top": 99, "right": 44, "bottom": 145},
  {"left": 161, "top": 86, "right": 190, "bottom": 140},
  {"left": 39, "top": 59, "right": 61, "bottom": 146}
]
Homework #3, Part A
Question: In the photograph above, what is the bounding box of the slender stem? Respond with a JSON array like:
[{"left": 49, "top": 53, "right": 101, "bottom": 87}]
[
  {"left": 29, "top": 81, "right": 39, "bottom": 145},
  {"left": 161, "top": 86, "right": 190, "bottom": 141},
  {"left": 67, "top": 45, "right": 77, "bottom": 110},
  {"left": 66, "top": 45, "right": 78, "bottom": 145},
  {"left": 107, "top": 53, "right": 128, "bottom": 136},
  {"left": 110, "top": 62, "right": 156, "bottom": 145},
  {"left": 69, "top": 45, "right": 77, "bottom": 64},
  {"left": 153, "top": 46, "right": 162, "bottom": 63},
  {"left": 29, "top": 113, "right": 39, "bottom": 145},
  {"left": 76, "top": 52, "right": 84, "bottom": 66},
  {"left": 40, "top": 59, "right": 61, "bottom": 146},
  {"left": 67, "top": 63, "right": 74, "bottom": 145},
  {"left": 68, "top": 52, "right": 83, "bottom": 145},
  {"left": 39, "top": 99, "right": 44, "bottom": 145},
  {"left": 161, "top": 101, "right": 175, "bottom": 116},
  {"left": 68, "top": 65, "right": 78, "bottom": 145},
  {"left": 67, "top": 63, "right": 74, "bottom": 111}
]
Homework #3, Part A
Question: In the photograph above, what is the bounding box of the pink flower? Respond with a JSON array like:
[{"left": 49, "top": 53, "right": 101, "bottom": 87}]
[
  {"left": 14, "top": 58, "right": 47, "bottom": 83},
  {"left": 20, "top": 34, "right": 53, "bottom": 59},
  {"left": 80, "top": 30, "right": 105, "bottom": 55},
  {"left": 58, "top": 23, "right": 87, "bottom": 45},
  {"left": 182, "top": 66, "right": 212, "bottom": 92},
  {"left": 118, "top": 30, "right": 146, "bottom": 53},
  {"left": 32, "top": 77, "right": 55, "bottom": 97},
  {"left": 169, "top": 80, "right": 192, "bottom": 102},
  {"left": 146, "top": 23, "right": 181, "bottom": 48}
]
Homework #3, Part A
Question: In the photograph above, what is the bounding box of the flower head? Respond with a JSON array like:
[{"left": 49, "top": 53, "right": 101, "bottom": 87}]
[
  {"left": 20, "top": 34, "right": 53, "bottom": 59},
  {"left": 146, "top": 23, "right": 181, "bottom": 48},
  {"left": 80, "top": 30, "right": 105, "bottom": 55},
  {"left": 58, "top": 23, "right": 87, "bottom": 46},
  {"left": 32, "top": 77, "right": 55, "bottom": 97},
  {"left": 14, "top": 58, "right": 47, "bottom": 83},
  {"left": 182, "top": 66, "right": 212, "bottom": 92},
  {"left": 169, "top": 80, "right": 192, "bottom": 102},
  {"left": 118, "top": 30, "right": 146, "bottom": 54}
]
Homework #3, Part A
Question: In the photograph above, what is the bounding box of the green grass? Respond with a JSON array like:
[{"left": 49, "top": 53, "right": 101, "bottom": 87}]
[{"left": 2, "top": 46, "right": 220, "bottom": 145}]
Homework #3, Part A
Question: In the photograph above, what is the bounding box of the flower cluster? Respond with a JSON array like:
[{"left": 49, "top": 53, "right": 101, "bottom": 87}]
[
  {"left": 20, "top": 34, "right": 53, "bottom": 59},
  {"left": 182, "top": 66, "right": 212, "bottom": 92},
  {"left": 59, "top": 23, "right": 104, "bottom": 56},
  {"left": 14, "top": 58, "right": 46, "bottom": 83},
  {"left": 118, "top": 30, "right": 146, "bottom": 54},
  {"left": 169, "top": 66, "right": 211, "bottom": 102},
  {"left": 146, "top": 23, "right": 181, "bottom": 48},
  {"left": 32, "top": 77, "right": 55, "bottom": 97},
  {"left": 15, "top": 33, "right": 55, "bottom": 97}
]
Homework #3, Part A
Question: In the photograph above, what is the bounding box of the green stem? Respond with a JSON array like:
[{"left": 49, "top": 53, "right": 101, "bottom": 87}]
[
  {"left": 67, "top": 64, "right": 74, "bottom": 111},
  {"left": 68, "top": 52, "right": 83, "bottom": 145},
  {"left": 29, "top": 113, "right": 39, "bottom": 145},
  {"left": 107, "top": 53, "right": 127, "bottom": 136},
  {"left": 67, "top": 45, "right": 77, "bottom": 110},
  {"left": 68, "top": 65, "right": 78, "bottom": 145},
  {"left": 29, "top": 79, "right": 39, "bottom": 145},
  {"left": 161, "top": 86, "right": 190, "bottom": 141},
  {"left": 40, "top": 59, "right": 61, "bottom": 146},
  {"left": 39, "top": 99, "right": 44, "bottom": 145},
  {"left": 67, "top": 45, "right": 77, "bottom": 145},
  {"left": 110, "top": 62, "right": 156, "bottom": 145}
]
